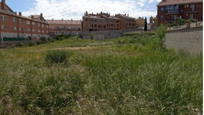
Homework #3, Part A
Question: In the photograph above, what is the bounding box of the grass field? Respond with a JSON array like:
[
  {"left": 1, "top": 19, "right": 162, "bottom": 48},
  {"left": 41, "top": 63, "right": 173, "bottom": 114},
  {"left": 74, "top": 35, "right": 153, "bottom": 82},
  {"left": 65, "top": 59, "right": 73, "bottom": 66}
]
[{"left": 0, "top": 32, "right": 202, "bottom": 115}]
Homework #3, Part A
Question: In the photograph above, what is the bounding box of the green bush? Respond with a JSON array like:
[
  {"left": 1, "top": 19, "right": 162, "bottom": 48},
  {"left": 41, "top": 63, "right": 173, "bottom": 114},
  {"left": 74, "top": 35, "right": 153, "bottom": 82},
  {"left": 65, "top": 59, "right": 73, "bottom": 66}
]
[
  {"left": 90, "top": 34, "right": 94, "bottom": 40},
  {"left": 15, "top": 43, "right": 25, "bottom": 47},
  {"left": 36, "top": 40, "right": 42, "bottom": 45},
  {"left": 156, "top": 24, "right": 167, "bottom": 51},
  {"left": 40, "top": 36, "right": 48, "bottom": 43},
  {"left": 45, "top": 50, "right": 73, "bottom": 65},
  {"left": 27, "top": 41, "right": 36, "bottom": 47}
]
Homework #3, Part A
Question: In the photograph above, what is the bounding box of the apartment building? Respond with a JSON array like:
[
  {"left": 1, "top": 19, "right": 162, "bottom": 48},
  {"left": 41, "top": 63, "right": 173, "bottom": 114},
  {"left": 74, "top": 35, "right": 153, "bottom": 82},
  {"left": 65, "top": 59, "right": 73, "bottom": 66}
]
[
  {"left": 115, "top": 13, "right": 136, "bottom": 29},
  {"left": 157, "top": 0, "right": 203, "bottom": 25},
  {"left": 0, "top": 0, "right": 49, "bottom": 39},
  {"left": 82, "top": 11, "right": 136, "bottom": 32},
  {"left": 46, "top": 19, "right": 81, "bottom": 35}
]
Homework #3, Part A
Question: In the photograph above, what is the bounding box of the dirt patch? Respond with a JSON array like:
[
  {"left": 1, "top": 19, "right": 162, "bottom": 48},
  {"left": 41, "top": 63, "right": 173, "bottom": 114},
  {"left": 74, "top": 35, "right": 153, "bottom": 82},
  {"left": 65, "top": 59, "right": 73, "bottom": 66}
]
[{"left": 54, "top": 46, "right": 97, "bottom": 50}]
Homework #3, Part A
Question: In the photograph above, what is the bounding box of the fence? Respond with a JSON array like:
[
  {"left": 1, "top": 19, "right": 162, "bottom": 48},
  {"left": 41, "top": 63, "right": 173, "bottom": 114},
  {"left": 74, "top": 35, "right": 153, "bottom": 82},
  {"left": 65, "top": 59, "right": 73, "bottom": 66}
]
[
  {"left": 0, "top": 37, "right": 26, "bottom": 47},
  {"left": 3, "top": 38, "right": 26, "bottom": 41}
]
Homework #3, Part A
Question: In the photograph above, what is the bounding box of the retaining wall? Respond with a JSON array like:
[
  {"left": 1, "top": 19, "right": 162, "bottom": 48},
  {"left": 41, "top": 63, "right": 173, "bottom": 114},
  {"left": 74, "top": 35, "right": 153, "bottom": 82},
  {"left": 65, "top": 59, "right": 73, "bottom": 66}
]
[
  {"left": 79, "top": 29, "right": 143, "bottom": 40},
  {"left": 165, "top": 26, "right": 203, "bottom": 54}
]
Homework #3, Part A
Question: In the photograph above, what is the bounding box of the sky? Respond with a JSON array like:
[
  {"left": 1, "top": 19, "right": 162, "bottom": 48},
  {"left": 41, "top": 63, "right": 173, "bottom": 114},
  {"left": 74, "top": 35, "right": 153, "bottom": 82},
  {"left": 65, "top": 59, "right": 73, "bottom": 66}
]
[{"left": 5, "top": 0, "right": 161, "bottom": 21}]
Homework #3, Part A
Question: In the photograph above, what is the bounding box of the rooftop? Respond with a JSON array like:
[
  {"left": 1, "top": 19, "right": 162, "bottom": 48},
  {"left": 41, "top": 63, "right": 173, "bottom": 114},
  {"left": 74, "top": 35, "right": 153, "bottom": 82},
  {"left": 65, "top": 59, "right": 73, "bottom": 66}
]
[
  {"left": 157, "top": 0, "right": 203, "bottom": 6},
  {"left": 46, "top": 19, "right": 82, "bottom": 24}
]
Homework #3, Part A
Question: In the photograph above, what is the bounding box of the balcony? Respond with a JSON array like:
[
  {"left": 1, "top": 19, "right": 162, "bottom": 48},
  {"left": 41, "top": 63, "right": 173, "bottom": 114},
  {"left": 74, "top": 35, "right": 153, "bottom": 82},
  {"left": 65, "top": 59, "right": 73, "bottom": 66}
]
[{"left": 165, "top": 9, "right": 179, "bottom": 14}]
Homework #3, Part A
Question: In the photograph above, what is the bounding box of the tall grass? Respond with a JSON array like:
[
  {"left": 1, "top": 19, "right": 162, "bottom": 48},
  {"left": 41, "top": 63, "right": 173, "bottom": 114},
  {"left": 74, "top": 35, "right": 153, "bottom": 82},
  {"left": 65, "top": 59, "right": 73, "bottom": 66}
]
[{"left": 0, "top": 32, "right": 202, "bottom": 114}]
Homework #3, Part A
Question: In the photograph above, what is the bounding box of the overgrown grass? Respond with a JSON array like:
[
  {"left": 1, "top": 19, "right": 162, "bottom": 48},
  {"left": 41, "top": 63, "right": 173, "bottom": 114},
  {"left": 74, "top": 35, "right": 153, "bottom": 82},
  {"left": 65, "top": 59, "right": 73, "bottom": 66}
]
[{"left": 0, "top": 32, "right": 202, "bottom": 114}]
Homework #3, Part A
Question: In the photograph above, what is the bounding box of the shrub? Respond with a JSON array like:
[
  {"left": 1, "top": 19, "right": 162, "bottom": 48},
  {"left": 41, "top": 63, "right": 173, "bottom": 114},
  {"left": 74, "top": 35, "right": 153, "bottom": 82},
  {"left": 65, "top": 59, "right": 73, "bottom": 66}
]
[
  {"left": 15, "top": 43, "right": 25, "bottom": 47},
  {"left": 40, "top": 36, "right": 48, "bottom": 43},
  {"left": 90, "top": 34, "right": 94, "bottom": 40},
  {"left": 27, "top": 41, "right": 36, "bottom": 46},
  {"left": 156, "top": 24, "right": 167, "bottom": 51},
  {"left": 36, "top": 40, "right": 42, "bottom": 45},
  {"left": 45, "top": 50, "right": 73, "bottom": 65}
]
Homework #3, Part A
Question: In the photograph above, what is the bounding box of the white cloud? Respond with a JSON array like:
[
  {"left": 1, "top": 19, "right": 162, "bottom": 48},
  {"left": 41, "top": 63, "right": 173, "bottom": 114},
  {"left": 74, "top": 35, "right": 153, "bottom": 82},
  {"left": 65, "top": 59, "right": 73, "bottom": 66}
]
[
  {"left": 22, "top": 0, "right": 158, "bottom": 20},
  {"left": 149, "top": 0, "right": 161, "bottom": 3}
]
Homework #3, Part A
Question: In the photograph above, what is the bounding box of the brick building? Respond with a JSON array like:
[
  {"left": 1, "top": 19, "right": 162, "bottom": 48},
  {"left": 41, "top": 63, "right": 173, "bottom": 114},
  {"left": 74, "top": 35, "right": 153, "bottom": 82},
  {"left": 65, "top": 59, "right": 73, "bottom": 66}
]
[
  {"left": 82, "top": 11, "right": 136, "bottom": 32},
  {"left": 115, "top": 13, "right": 136, "bottom": 29},
  {"left": 157, "top": 0, "right": 203, "bottom": 25},
  {"left": 0, "top": 0, "right": 49, "bottom": 39},
  {"left": 46, "top": 19, "right": 81, "bottom": 35}
]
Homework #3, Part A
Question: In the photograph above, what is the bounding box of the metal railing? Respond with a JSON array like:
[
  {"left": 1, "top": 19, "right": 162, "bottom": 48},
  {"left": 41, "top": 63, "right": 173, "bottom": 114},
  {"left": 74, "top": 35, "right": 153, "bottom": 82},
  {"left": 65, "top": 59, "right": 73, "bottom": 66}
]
[{"left": 166, "top": 9, "right": 179, "bottom": 13}]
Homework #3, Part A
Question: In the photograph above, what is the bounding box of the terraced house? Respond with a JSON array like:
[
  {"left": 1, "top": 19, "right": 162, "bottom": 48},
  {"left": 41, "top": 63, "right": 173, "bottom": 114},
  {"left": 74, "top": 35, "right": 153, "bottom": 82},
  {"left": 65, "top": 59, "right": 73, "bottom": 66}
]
[
  {"left": 157, "top": 0, "right": 203, "bottom": 25},
  {"left": 0, "top": 0, "right": 49, "bottom": 39},
  {"left": 46, "top": 19, "right": 81, "bottom": 35},
  {"left": 82, "top": 11, "right": 136, "bottom": 32}
]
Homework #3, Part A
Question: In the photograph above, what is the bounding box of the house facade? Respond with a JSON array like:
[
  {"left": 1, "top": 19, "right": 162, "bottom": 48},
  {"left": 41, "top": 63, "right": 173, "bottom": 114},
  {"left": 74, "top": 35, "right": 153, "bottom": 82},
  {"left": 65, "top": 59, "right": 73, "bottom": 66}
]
[
  {"left": 0, "top": 0, "right": 49, "bottom": 39},
  {"left": 82, "top": 11, "right": 136, "bottom": 32},
  {"left": 136, "top": 17, "right": 145, "bottom": 28},
  {"left": 157, "top": 0, "right": 203, "bottom": 25},
  {"left": 46, "top": 19, "right": 81, "bottom": 35}
]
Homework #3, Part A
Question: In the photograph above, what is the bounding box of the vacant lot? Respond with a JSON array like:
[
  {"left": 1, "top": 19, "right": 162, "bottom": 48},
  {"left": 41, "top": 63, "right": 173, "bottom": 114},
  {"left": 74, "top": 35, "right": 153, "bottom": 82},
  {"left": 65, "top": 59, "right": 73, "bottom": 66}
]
[{"left": 0, "top": 32, "right": 202, "bottom": 115}]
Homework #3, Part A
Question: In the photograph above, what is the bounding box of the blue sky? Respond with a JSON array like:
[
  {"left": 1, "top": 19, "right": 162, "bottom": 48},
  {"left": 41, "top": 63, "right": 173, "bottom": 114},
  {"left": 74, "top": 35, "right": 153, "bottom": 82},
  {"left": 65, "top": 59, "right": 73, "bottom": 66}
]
[{"left": 5, "top": 0, "right": 161, "bottom": 21}]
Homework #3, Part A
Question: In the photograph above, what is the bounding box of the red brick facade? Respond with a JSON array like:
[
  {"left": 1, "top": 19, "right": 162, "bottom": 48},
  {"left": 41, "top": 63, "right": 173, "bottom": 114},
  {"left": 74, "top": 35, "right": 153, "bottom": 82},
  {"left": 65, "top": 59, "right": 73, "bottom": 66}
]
[
  {"left": 0, "top": 0, "right": 49, "bottom": 39},
  {"left": 157, "top": 0, "right": 203, "bottom": 25},
  {"left": 82, "top": 11, "right": 136, "bottom": 32}
]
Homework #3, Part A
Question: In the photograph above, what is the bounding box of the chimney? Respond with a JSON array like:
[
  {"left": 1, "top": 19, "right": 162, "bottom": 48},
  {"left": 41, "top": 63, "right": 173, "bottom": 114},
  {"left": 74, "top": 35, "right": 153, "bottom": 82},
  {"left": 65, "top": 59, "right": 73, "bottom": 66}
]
[
  {"left": 52, "top": 18, "right": 54, "bottom": 20},
  {"left": 62, "top": 18, "right": 63, "bottom": 21},
  {"left": 127, "top": 14, "right": 129, "bottom": 16},
  {"left": 31, "top": 16, "right": 34, "bottom": 19},
  {"left": 40, "top": 13, "right": 43, "bottom": 20},
  {"left": 125, "top": 13, "right": 126, "bottom": 16},
  {"left": 1, "top": 0, "right": 6, "bottom": 10},
  {"left": 71, "top": 18, "right": 73, "bottom": 21},
  {"left": 162, "top": 0, "right": 166, "bottom": 2},
  {"left": 19, "top": 12, "right": 22, "bottom": 16}
]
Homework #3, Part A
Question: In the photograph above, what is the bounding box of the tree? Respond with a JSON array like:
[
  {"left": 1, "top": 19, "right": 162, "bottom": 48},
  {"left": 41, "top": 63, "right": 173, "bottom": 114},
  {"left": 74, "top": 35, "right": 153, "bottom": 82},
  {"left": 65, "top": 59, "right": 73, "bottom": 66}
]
[{"left": 144, "top": 17, "right": 147, "bottom": 31}]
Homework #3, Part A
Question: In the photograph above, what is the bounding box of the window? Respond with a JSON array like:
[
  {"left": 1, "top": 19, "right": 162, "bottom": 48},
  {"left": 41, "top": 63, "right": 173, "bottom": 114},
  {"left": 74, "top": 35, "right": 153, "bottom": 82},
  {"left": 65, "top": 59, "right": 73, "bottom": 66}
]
[
  {"left": 32, "top": 22, "right": 35, "bottom": 26},
  {"left": 46, "top": 25, "right": 48, "bottom": 28},
  {"left": 180, "top": 9, "right": 183, "bottom": 13},
  {"left": 32, "top": 29, "right": 35, "bottom": 32},
  {"left": 42, "top": 24, "right": 44, "bottom": 28},
  {"left": 27, "top": 28, "right": 30, "bottom": 31},
  {"left": 38, "top": 23, "right": 40, "bottom": 27},
  {"left": 189, "top": 14, "right": 193, "bottom": 19},
  {"left": 184, "top": 4, "right": 189, "bottom": 8},
  {"left": 161, "top": 7, "right": 164, "bottom": 11},
  {"left": 161, "top": 16, "right": 164, "bottom": 19},
  {"left": 19, "top": 19, "right": 23, "bottom": 24},
  {"left": 1, "top": 15, "right": 6, "bottom": 21},
  {"left": 13, "top": 27, "right": 17, "bottom": 30},
  {"left": 46, "top": 31, "right": 49, "bottom": 33},
  {"left": 191, "top": 5, "right": 194, "bottom": 11},
  {"left": 42, "top": 30, "right": 44, "bottom": 33},
  {"left": 38, "top": 30, "right": 40, "bottom": 33},
  {"left": 1, "top": 25, "right": 6, "bottom": 29},
  {"left": 12, "top": 17, "right": 16, "bottom": 22},
  {"left": 19, "top": 28, "right": 23, "bottom": 31},
  {"left": 27, "top": 21, "right": 30, "bottom": 25}
]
